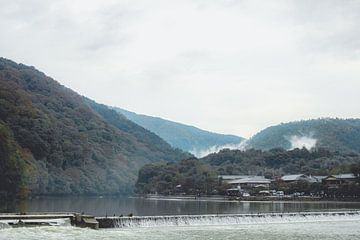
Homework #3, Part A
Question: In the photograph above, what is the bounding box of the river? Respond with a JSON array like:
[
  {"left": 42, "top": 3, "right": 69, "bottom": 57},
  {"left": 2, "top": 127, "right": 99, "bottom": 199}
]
[
  {"left": 2, "top": 196, "right": 360, "bottom": 216},
  {"left": 1, "top": 196, "right": 360, "bottom": 240}
]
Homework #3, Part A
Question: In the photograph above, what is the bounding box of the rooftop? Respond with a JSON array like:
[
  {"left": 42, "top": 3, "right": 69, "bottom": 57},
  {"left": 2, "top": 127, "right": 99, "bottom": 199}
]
[
  {"left": 281, "top": 174, "right": 307, "bottom": 181},
  {"left": 227, "top": 176, "right": 271, "bottom": 184},
  {"left": 218, "top": 175, "right": 252, "bottom": 180}
]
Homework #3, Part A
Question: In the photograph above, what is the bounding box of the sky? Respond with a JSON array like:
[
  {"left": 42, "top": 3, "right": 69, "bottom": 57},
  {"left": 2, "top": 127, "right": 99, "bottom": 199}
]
[{"left": 1, "top": 0, "right": 360, "bottom": 138}]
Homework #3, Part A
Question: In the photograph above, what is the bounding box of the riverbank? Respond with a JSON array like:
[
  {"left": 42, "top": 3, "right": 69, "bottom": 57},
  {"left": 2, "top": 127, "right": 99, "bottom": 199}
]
[{"left": 140, "top": 194, "right": 360, "bottom": 203}]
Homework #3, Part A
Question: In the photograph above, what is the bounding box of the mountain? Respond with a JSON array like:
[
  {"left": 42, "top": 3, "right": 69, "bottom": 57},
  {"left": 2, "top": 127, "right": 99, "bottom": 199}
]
[
  {"left": 113, "top": 107, "right": 244, "bottom": 156},
  {"left": 0, "top": 57, "right": 189, "bottom": 198},
  {"left": 247, "top": 118, "right": 360, "bottom": 153}
]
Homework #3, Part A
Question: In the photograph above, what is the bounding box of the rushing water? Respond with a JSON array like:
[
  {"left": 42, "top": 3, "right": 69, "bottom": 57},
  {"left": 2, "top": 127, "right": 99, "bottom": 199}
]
[
  {"left": 2, "top": 196, "right": 360, "bottom": 216},
  {"left": 1, "top": 218, "right": 360, "bottom": 240}
]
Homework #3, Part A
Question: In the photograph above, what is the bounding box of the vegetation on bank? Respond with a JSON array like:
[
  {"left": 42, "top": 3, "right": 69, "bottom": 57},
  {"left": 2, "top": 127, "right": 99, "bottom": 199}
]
[
  {"left": 135, "top": 148, "right": 360, "bottom": 196},
  {"left": 0, "top": 122, "right": 31, "bottom": 198}
]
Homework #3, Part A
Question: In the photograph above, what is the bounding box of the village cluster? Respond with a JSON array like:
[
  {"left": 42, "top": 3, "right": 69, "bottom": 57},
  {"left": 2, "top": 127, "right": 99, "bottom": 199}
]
[{"left": 220, "top": 173, "right": 358, "bottom": 200}]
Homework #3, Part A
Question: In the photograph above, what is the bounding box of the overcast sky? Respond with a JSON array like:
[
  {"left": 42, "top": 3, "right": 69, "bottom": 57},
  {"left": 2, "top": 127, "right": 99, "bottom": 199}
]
[{"left": 1, "top": 0, "right": 360, "bottom": 138}]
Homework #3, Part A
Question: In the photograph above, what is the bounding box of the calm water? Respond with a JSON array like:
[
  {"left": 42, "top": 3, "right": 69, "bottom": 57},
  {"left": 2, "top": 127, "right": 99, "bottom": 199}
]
[{"left": 1, "top": 196, "right": 360, "bottom": 216}]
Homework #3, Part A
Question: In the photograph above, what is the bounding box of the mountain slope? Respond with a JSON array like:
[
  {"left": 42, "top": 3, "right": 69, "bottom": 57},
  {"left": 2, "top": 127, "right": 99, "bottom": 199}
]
[
  {"left": 247, "top": 118, "right": 360, "bottom": 152},
  {"left": 84, "top": 98, "right": 189, "bottom": 162},
  {"left": 113, "top": 107, "right": 244, "bottom": 156},
  {"left": 0, "top": 57, "right": 188, "bottom": 198}
]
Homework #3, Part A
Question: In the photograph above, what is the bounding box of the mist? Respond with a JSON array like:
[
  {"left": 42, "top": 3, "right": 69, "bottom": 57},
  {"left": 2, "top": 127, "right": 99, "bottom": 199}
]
[
  {"left": 287, "top": 135, "right": 317, "bottom": 150},
  {"left": 190, "top": 140, "right": 248, "bottom": 158}
]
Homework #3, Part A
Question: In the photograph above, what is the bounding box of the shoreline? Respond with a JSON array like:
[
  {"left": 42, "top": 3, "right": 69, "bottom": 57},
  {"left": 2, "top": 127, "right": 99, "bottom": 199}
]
[
  {"left": 137, "top": 194, "right": 360, "bottom": 204},
  {"left": 3, "top": 194, "right": 360, "bottom": 204}
]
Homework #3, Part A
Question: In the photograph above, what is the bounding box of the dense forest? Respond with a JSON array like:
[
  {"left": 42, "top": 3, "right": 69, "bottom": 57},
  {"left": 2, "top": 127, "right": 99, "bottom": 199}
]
[
  {"left": 114, "top": 107, "right": 244, "bottom": 155},
  {"left": 247, "top": 118, "right": 360, "bottom": 152},
  {"left": 0, "top": 57, "right": 189, "bottom": 198},
  {"left": 136, "top": 148, "right": 360, "bottom": 195}
]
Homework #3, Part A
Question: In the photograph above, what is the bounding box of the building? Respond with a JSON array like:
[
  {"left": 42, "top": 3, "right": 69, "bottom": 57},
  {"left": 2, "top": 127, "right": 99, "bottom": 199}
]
[
  {"left": 218, "top": 175, "right": 252, "bottom": 181},
  {"left": 322, "top": 174, "right": 357, "bottom": 188},
  {"left": 312, "top": 176, "right": 327, "bottom": 183},
  {"left": 281, "top": 174, "right": 317, "bottom": 183},
  {"left": 226, "top": 176, "right": 271, "bottom": 189},
  {"left": 218, "top": 175, "right": 250, "bottom": 185}
]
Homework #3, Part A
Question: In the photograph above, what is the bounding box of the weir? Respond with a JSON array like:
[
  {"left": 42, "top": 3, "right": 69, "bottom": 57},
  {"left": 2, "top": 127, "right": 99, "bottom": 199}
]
[
  {"left": 1, "top": 211, "right": 359, "bottom": 229},
  {"left": 96, "top": 211, "right": 360, "bottom": 228},
  {"left": 0, "top": 213, "right": 99, "bottom": 229}
]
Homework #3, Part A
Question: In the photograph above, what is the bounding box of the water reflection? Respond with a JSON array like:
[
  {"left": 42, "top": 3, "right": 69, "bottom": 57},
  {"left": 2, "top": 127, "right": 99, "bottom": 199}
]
[{"left": 1, "top": 196, "right": 360, "bottom": 216}]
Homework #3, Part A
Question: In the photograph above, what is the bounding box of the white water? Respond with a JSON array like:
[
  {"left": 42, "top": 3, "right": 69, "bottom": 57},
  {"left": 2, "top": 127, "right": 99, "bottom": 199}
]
[
  {"left": 1, "top": 218, "right": 360, "bottom": 240},
  {"left": 112, "top": 212, "right": 360, "bottom": 228}
]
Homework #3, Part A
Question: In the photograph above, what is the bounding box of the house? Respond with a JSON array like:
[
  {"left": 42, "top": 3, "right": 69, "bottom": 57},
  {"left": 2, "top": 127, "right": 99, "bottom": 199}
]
[
  {"left": 312, "top": 176, "right": 327, "bottom": 183},
  {"left": 226, "top": 176, "right": 271, "bottom": 189},
  {"left": 322, "top": 173, "right": 357, "bottom": 188},
  {"left": 281, "top": 174, "right": 316, "bottom": 183},
  {"left": 218, "top": 175, "right": 250, "bottom": 185},
  {"left": 218, "top": 175, "right": 251, "bottom": 181}
]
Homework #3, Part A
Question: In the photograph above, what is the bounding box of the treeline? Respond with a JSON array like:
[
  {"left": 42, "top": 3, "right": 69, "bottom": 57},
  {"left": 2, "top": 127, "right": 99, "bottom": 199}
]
[
  {"left": 135, "top": 148, "right": 360, "bottom": 195},
  {"left": 203, "top": 147, "right": 359, "bottom": 176}
]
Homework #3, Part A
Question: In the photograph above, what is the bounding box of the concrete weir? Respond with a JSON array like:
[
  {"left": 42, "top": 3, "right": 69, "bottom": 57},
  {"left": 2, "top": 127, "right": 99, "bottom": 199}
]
[
  {"left": 1, "top": 211, "right": 359, "bottom": 229},
  {"left": 0, "top": 213, "right": 99, "bottom": 229},
  {"left": 96, "top": 211, "right": 360, "bottom": 228}
]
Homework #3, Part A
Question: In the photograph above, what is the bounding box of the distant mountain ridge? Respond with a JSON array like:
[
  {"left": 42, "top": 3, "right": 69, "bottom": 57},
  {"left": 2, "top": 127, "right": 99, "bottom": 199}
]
[
  {"left": 247, "top": 118, "right": 360, "bottom": 153},
  {"left": 0, "top": 57, "right": 189, "bottom": 198},
  {"left": 113, "top": 107, "right": 244, "bottom": 156}
]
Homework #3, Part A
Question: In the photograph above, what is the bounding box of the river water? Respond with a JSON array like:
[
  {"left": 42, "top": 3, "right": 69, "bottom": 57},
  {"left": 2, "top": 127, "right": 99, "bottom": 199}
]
[
  {"left": 2, "top": 196, "right": 360, "bottom": 216},
  {"left": 1, "top": 196, "right": 360, "bottom": 240}
]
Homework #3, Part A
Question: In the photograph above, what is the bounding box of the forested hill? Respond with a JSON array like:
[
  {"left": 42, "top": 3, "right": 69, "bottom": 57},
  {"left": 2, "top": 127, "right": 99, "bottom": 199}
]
[
  {"left": 113, "top": 107, "right": 244, "bottom": 156},
  {"left": 0, "top": 57, "right": 189, "bottom": 198},
  {"left": 247, "top": 119, "right": 360, "bottom": 153},
  {"left": 136, "top": 148, "right": 360, "bottom": 195}
]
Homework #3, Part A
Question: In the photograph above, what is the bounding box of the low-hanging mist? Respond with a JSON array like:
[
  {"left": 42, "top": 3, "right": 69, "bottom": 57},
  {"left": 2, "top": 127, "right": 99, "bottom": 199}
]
[
  {"left": 190, "top": 133, "right": 318, "bottom": 157},
  {"left": 190, "top": 140, "right": 248, "bottom": 158},
  {"left": 287, "top": 135, "right": 317, "bottom": 150}
]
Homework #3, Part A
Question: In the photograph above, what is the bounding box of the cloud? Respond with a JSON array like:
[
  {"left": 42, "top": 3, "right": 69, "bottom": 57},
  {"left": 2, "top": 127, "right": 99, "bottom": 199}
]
[{"left": 0, "top": 0, "right": 360, "bottom": 138}]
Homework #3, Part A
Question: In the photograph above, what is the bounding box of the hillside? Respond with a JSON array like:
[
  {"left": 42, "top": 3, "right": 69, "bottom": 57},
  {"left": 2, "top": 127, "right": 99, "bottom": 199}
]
[
  {"left": 136, "top": 148, "right": 360, "bottom": 195},
  {"left": 247, "top": 119, "right": 360, "bottom": 153},
  {"left": 113, "top": 107, "right": 244, "bottom": 156},
  {"left": 0, "top": 57, "right": 189, "bottom": 198}
]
